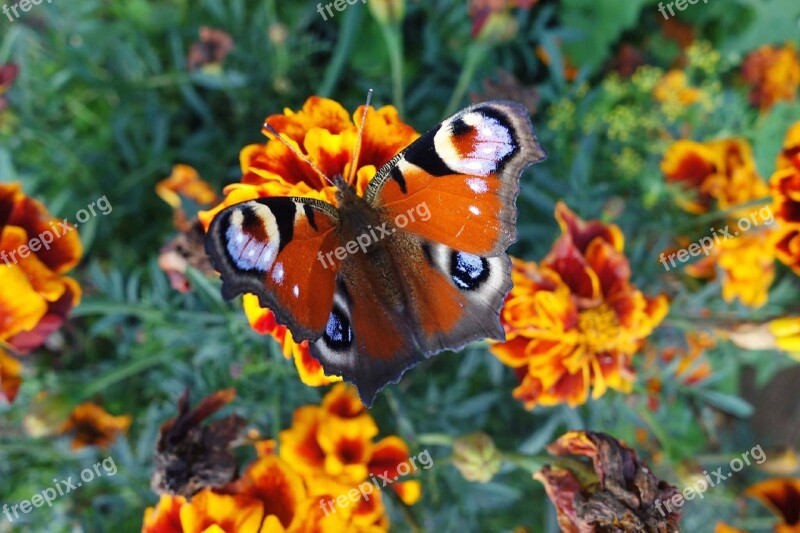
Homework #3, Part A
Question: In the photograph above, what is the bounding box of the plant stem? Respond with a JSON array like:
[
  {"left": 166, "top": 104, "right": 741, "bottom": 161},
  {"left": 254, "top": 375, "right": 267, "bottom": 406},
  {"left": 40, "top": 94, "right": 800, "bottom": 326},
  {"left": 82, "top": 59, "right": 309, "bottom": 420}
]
[
  {"left": 378, "top": 22, "right": 404, "bottom": 116},
  {"left": 444, "top": 42, "right": 490, "bottom": 118}
]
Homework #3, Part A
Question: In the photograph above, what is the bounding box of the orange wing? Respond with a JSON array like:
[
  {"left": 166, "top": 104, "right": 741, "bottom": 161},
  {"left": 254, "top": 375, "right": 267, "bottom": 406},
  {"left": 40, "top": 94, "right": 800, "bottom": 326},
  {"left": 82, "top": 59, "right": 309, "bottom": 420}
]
[
  {"left": 205, "top": 197, "right": 340, "bottom": 340},
  {"left": 365, "top": 101, "right": 546, "bottom": 256}
]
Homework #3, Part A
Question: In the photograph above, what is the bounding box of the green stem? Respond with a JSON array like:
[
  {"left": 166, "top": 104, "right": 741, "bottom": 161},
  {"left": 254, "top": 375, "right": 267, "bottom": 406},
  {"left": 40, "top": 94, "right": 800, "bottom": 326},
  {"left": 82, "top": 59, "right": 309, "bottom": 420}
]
[
  {"left": 443, "top": 42, "right": 490, "bottom": 118},
  {"left": 378, "top": 22, "right": 404, "bottom": 116},
  {"left": 318, "top": 5, "right": 363, "bottom": 96}
]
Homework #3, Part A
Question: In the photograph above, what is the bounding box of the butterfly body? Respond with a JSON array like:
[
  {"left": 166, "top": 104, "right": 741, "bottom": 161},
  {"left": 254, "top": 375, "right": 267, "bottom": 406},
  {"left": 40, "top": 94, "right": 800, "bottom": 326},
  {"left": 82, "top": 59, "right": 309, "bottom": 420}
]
[{"left": 206, "top": 101, "right": 546, "bottom": 405}]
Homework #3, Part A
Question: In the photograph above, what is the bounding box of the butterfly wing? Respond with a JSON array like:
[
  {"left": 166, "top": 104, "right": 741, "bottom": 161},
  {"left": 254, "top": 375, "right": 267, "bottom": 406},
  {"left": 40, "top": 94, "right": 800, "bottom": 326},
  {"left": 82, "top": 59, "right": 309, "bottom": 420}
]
[
  {"left": 204, "top": 197, "right": 341, "bottom": 340},
  {"left": 365, "top": 100, "right": 546, "bottom": 256},
  {"left": 310, "top": 101, "right": 545, "bottom": 405}
]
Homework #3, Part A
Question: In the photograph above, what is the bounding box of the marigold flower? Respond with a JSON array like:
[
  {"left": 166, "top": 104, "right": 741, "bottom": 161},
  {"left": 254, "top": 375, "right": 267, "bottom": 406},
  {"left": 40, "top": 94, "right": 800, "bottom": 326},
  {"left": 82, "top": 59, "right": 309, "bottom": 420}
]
[
  {"left": 716, "top": 231, "right": 776, "bottom": 308},
  {"left": 279, "top": 384, "right": 421, "bottom": 513},
  {"left": 741, "top": 43, "right": 800, "bottom": 111},
  {"left": 0, "top": 183, "right": 82, "bottom": 352},
  {"left": 661, "top": 332, "right": 714, "bottom": 385},
  {"left": 198, "top": 97, "right": 419, "bottom": 388},
  {"left": 535, "top": 431, "right": 681, "bottom": 532},
  {"left": 777, "top": 121, "right": 800, "bottom": 171},
  {"left": 745, "top": 478, "right": 800, "bottom": 532},
  {"left": 490, "top": 202, "right": 668, "bottom": 409},
  {"left": 60, "top": 401, "right": 132, "bottom": 450},
  {"left": 661, "top": 138, "right": 769, "bottom": 214},
  {"left": 156, "top": 165, "right": 218, "bottom": 212},
  {"left": 179, "top": 490, "right": 264, "bottom": 533},
  {"left": 771, "top": 153, "right": 800, "bottom": 275},
  {"left": 142, "top": 494, "right": 185, "bottom": 533}
]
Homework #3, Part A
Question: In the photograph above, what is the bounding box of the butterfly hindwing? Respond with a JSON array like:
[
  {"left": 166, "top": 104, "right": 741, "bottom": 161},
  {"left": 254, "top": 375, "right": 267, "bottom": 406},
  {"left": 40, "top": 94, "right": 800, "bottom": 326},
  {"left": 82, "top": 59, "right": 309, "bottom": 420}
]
[
  {"left": 204, "top": 197, "right": 341, "bottom": 339},
  {"left": 310, "top": 230, "right": 512, "bottom": 406},
  {"left": 365, "top": 100, "right": 546, "bottom": 256}
]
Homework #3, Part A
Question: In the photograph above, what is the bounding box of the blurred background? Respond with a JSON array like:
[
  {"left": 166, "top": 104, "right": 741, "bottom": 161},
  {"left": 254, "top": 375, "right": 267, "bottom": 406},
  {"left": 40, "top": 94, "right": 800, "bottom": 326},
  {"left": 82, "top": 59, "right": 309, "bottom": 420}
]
[{"left": 1, "top": 0, "right": 800, "bottom": 531}]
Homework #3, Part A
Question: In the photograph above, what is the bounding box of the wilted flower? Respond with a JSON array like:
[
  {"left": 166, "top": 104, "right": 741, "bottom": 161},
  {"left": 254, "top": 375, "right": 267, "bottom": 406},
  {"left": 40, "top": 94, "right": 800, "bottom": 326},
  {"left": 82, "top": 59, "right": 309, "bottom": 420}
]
[
  {"left": 187, "top": 26, "right": 235, "bottom": 72},
  {"left": 745, "top": 478, "right": 800, "bottom": 531},
  {"left": 490, "top": 203, "right": 668, "bottom": 409},
  {"left": 741, "top": 43, "right": 800, "bottom": 111},
  {"left": 142, "top": 385, "right": 414, "bottom": 532},
  {"left": 151, "top": 388, "right": 246, "bottom": 497},
  {"left": 198, "top": 96, "right": 419, "bottom": 388},
  {"left": 535, "top": 431, "right": 681, "bottom": 532},
  {"left": 451, "top": 432, "right": 502, "bottom": 483},
  {"left": 60, "top": 401, "right": 131, "bottom": 450}
]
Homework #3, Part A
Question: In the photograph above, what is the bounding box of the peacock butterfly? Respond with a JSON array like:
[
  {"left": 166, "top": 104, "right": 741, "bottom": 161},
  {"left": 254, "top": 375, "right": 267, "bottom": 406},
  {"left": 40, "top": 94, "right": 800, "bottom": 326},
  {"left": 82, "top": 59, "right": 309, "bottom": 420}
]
[{"left": 205, "top": 98, "right": 547, "bottom": 406}]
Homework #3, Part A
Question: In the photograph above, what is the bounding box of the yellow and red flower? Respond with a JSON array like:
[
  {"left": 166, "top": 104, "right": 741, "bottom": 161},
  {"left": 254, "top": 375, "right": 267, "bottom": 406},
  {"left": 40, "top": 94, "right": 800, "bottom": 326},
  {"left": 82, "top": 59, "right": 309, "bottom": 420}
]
[
  {"left": 279, "top": 384, "right": 421, "bottom": 509},
  {"left": 741, "top": 43, "right": 800, "bottom": 112},
  {"left": 745, "top": 478, "right": 800, "bottom": 532},
  {"left": 490, "top": 202, "right": 668, "bottom": 409},
  {"left": 771, "top": 134, "right": 800, "bottom": 275},
  {"left": 661, "top": 138, "right": 769, "bottom": 214},
  {"left": 60, "top": 401, "right": 132, "bottom": 450},
  {"left": 198, "top": 97, "right": 419, "bottom": 388},
  {"left": 0, "top": 183, "right": 83, "bottom": 402},
  {"left": 142, "top": 384, "right": 418, "bottom": 532},
  {"left": 0, "top": 347, "right": 22, "bottom": 404}
]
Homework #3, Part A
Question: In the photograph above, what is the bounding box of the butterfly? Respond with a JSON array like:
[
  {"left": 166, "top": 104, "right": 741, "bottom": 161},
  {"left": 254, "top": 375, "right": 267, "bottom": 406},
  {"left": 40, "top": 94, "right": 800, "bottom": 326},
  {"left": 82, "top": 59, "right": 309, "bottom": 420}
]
[{"left": 205, "top": 99, "right": 546, "bottom": 406}]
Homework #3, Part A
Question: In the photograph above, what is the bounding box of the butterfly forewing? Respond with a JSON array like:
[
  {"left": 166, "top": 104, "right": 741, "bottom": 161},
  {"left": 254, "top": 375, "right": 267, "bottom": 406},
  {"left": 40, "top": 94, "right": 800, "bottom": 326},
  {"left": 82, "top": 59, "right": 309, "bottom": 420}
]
[{"left": 204, "top": 197, "right": 341, "bottom": 340}]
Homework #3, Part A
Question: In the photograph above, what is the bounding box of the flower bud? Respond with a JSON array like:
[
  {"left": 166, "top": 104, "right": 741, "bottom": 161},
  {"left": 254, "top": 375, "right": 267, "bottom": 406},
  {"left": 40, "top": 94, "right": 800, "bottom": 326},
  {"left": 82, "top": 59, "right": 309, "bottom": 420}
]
[{"left": 452, "top": 432, "right": 502, "bottom": 483}]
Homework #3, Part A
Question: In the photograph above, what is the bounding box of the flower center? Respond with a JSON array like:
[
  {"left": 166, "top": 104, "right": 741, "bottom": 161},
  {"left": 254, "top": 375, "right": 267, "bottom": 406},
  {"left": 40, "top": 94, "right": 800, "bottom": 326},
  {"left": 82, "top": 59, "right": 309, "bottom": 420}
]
[{"left": 577, "top": 304, "right": 622, "bottom": 354}]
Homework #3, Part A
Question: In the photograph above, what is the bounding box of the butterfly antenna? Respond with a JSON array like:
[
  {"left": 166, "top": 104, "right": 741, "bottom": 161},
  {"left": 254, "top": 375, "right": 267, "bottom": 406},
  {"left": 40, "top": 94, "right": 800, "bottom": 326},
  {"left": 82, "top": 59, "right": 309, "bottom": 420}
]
[
  {"left": 263, "top": 122, "right": 336, "bottom": 187},
  {"left": 346, "top": 89, "right": 373, "bottom": 185}
]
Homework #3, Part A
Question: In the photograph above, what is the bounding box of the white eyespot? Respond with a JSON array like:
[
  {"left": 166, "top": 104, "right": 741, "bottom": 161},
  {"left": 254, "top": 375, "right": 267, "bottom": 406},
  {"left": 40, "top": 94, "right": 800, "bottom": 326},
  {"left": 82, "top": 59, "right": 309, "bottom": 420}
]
[
  {"left": 468, "top": 205, "right": 481, "bottom": 216},
  {"left": 293, "top": 284, "right": 300, "bottom": 298}
]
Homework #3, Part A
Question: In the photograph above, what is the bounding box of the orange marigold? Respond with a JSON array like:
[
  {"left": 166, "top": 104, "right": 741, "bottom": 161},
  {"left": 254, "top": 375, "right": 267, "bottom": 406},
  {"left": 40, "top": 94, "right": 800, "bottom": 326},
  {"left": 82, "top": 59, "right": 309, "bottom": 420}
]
[
  {"left": 60, "top": 402, "right": 132, "bottom": 450},
  {"left": 142, "top": 385, "right": 416, "bottom": 532},
  {"left": 661, "top": 138, "right": 769, "bottom": 214},
  {"left": 745, "top": 478, "right": 800, "bottom": 532},
  {"left": 771, "top": 132, "right": 800, "bottom": 275},
  {"left": 490, "top": 202, "right": 668, "bottom": 409},
  {"left": 198, "top": 96, "right": 419, "bottom": 389},
  {"left": 0, "top": 183, "right": 82, "bottom": 402},
  {"left": 741, "top": 43, "right": 800, "bottom": 111}
]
